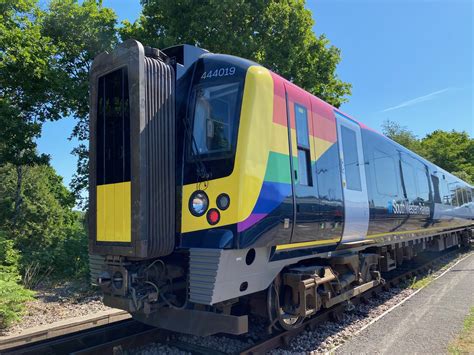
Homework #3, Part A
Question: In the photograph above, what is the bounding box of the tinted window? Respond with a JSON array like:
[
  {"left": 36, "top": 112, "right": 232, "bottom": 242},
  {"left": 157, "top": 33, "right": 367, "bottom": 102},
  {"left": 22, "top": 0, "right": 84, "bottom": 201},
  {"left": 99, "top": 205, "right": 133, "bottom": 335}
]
[
  {"left": 294, "top": 103, "right": 312, "bottom": 186},
  {"left": 415, "top": 168, "right": 430, "bottom": 202},
  {"left": 316, "top": 144, "right": 343, "bottom": 201},
  {"left": 341, "top": 126, "right": 361, "bottom": 191},
  {"left": 373, "top": 149, "right": 398, "bottom": 196},
  {"left": 295, "top": 104, "right": 309, "bottom": 148},
  {"left": 450, "top": 183, "right": 462, "bottom": 206},
  {"left": 440, "top": 175, "right": 451, "bottom": 205},
  {"left": 97, "top": 67, "right": 130, "bottom": 185},
  {"left": 191, "top": 82, "right": 240, "bottom": 157},
  {"left": 431, "top": 174, "right": 441, "bottom": 203},
  {"left": 297, "top": 149, "right": 310, "bottom": 185},
  {"left": 401, "top": 160, "right": 417, "bottom": 200}
]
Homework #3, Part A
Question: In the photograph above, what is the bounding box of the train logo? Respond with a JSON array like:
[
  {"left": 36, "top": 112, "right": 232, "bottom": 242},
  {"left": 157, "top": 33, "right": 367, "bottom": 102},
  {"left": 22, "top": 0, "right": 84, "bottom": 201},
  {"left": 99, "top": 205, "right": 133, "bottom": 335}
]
[{"left": 388, "top": 200, "right": 430, "bottom": 215}]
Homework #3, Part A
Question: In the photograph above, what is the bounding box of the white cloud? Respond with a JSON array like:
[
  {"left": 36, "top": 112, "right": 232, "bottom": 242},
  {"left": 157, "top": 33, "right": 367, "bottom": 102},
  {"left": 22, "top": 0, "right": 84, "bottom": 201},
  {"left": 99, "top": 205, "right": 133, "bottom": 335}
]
[{"left": 381, "top": 88, "right": 454, "bottom": 113}]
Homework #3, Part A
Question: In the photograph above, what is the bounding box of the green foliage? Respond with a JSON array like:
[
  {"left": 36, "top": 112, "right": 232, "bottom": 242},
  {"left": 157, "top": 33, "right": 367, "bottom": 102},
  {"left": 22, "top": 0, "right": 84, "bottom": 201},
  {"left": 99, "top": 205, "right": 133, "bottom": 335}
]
[
  {"left": 1, "top": 0, "right": 118, "bottom": 206},
  {"left": 42, "top": 0, "right": 118, "bottom": 207},
  {"left": 421, "top": 130, "right": 474, "bottom": 184},
  {"left": 382, "top": 120, "right": 473, "bottom": 184},
  {"left": 0, "top": 278, "right": 35, "bottom": 328},
  {"left": 381, "top": 120, "right": 424, "bottom": 154},
  {"left": 120, "top": 0, "right": 351, "bottom": 107},
  {"left": 0, "top": 164, "right": 89, "bottom": 279},
  {"left": 0, "top": 231, "right": 35, "bottom": 328},
  {"left": 0, "top": 0, "right": 58, "bottom": 166}
]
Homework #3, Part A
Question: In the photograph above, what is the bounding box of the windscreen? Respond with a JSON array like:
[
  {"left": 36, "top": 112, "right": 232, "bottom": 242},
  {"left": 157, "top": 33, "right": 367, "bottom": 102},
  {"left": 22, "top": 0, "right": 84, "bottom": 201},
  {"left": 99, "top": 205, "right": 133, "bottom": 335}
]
[{"left": 190, "top": 82, "right": 240, "bottom": 158}]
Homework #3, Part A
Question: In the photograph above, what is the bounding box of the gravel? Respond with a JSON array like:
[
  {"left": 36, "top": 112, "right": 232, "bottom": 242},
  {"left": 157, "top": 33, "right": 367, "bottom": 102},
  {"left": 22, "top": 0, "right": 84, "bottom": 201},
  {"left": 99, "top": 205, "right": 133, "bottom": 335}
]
[
  {"left": 131, "top": 344, "right": 190, "bottom": 355},
  {"left": 0, "top": 281, "right": 111, "bottom": 337}
]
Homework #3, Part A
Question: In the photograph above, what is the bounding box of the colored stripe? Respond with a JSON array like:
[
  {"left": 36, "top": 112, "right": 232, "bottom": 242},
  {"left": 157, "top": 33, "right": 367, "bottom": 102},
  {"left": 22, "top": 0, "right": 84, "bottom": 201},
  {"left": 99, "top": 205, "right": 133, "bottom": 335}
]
[
  {"left": 264, "top": 152, "right": 291, "bottom": 183},
  {"left": 276, "top": 238, "right": 340, "bottom": 250},
  {"left": 237, "top": 213, "right": 267, "bottom": 232},
  {"left": 252, "top": 181, "right": 291, "bottom": 214}
]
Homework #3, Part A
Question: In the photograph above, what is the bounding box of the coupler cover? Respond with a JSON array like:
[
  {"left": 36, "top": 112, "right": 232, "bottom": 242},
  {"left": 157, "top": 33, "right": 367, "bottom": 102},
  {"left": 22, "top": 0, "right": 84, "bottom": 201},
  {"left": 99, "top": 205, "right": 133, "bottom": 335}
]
[{"left": 89, "top": 39, "right": 176, "bottom": 258}]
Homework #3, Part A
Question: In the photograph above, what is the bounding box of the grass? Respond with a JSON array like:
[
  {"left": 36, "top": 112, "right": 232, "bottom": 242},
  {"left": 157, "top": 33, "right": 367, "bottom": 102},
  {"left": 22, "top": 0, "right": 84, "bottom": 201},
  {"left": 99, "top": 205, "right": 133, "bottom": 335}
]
[
  {"left": 409, "top": 274, "right": 435, "bottom": 290},
  {"left": 449, "top": 307, "right": 474, "bottom": 355}
]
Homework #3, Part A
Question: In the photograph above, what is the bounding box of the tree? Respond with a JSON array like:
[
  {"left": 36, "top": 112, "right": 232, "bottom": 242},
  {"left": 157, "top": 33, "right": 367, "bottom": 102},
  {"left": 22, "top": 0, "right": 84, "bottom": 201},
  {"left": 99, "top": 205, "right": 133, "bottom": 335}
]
[
  {"left": 421, "top": 130, "right": 473, "bottom": 184},
  {"left": 381, "top": 120, "right": 424, "bottom": 155},
  {"left": 120, "top": 0, "right": 351, "bottom": 107},
  {"left": 0, "top": 0, "right": 60, "bottom": 167},
  {"left": 382, "top": 120, "right": 473, "bottom": 184},
  {"left": 0, "top": 163, "right": 87, "bottom": 278},
  {"left": 1, "top": 0, "right": 118, "bottom": 209},
  {"left": 41, "top": 0, "right": 118, "bottom": 207}
]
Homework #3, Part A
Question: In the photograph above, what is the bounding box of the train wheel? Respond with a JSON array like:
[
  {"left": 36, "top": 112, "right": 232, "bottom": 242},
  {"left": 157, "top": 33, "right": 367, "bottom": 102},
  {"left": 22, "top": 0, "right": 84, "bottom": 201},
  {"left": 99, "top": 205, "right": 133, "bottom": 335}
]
[{"left": 267, "top": 281, "right": 305, "bottom": 331}]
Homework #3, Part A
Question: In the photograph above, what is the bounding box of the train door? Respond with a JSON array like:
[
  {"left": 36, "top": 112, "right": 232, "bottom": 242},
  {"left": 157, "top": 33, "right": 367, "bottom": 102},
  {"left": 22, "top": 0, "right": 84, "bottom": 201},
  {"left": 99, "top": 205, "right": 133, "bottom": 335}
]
[
  {"left": 335, "top": 112, "right": 369, "bottom": 243},
  {"left": 285, "top": 84, "right": 319, "bottom": 244}
]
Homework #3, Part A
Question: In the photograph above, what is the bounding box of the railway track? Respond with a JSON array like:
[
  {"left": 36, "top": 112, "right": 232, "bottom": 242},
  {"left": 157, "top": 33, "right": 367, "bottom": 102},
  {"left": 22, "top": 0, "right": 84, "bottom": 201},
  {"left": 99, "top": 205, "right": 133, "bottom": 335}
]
[
  {"left": 240, "top": 248, "right": 471, "bottom": 354},
  {"left": 2, "top": 247, "right": 470, "bottom": 355}
]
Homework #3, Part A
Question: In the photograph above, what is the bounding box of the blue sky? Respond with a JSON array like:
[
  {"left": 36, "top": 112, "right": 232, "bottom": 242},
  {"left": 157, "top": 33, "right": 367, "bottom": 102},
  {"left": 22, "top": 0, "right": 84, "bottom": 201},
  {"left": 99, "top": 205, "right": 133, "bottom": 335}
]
[{"left": 37, "top": 0, "right": 473, "bottom": 187}]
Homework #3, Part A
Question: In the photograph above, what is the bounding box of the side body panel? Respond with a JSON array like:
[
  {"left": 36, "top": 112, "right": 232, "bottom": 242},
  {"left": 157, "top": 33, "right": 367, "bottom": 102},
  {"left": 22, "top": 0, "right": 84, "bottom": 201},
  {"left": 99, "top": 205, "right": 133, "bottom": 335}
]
[
  {"left": 335, "top": 112, "right": 369, "bottom": 243},
  {"left": 361, "top": 128, "right": 474, "bottom": 243}
]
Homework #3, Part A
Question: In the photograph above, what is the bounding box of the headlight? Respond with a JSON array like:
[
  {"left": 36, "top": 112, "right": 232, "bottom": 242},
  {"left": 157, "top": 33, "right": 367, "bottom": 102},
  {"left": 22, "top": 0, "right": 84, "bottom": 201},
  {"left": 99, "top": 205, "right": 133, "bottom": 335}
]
[
  {"left": 189, "top": 191, "right": 209, "bottom": 216},
  {"left": 217, "top": 193, "right": 230, "bottom": 210}
]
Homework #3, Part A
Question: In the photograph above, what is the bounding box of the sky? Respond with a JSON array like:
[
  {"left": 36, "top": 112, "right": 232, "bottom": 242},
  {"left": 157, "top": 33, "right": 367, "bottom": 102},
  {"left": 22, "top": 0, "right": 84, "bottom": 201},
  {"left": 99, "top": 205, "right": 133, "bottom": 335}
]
[{"left": 37, "top": 0, "right": 473, "bottom": 187}]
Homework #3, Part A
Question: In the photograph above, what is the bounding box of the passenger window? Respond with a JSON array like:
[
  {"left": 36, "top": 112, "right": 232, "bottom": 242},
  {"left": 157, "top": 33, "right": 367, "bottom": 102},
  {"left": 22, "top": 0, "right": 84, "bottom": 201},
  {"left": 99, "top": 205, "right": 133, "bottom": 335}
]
[
  {"left": 450, "top": 183, "right": 462, "bottom": 206},
  {"left": 316, "top": 144, "right": 343, "bottom": 201},
  {"left": 401, "top": 160, "right": 417, "bottom": 200},
  {"left": 341, "top": 126, "right": 361, "bottom": 191},
  {"left": 295, "top": 104, "right": 312, "bottom": 186},
  {"left": 431, "top": 174, "right": 441, "bottom": 203},
  {"left": 441, "top": 175, "right": 451, "bottom": 205},
  {"left": 467, "top": 188, "right": 473, "bottom": 203},
  {"left": 415, "top": 168, "right": 430, "bottom": 202},
  {"left": 373, "top": 149, "right": 398, "bottom": 197},
  {"left": 461, "top": 188, "right": 469, "bottom": 206}
]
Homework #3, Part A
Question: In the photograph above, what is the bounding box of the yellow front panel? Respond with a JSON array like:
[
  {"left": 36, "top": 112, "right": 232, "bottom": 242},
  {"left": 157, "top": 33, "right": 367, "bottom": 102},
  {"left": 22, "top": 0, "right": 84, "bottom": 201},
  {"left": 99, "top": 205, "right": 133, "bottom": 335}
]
[
  {"left": 181, "top": 66, "right": 275, "bottom": 233},
  {"left": 96, "top": 181, "right": 131, "bottom": 242}
]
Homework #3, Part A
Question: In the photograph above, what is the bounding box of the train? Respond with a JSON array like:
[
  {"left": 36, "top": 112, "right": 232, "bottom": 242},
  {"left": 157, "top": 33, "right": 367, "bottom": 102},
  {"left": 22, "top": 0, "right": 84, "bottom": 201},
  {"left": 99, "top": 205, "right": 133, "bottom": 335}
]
[{"left": 89, "top": 39, "right": 474, "bottom": 336}]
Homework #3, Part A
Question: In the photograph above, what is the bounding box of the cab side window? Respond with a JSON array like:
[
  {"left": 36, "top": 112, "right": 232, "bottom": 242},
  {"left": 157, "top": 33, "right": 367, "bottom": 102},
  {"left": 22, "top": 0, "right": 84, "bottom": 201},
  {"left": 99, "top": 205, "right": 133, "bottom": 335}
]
[{"left": 295, "top": 104, "right": 312, "bottom": 186}]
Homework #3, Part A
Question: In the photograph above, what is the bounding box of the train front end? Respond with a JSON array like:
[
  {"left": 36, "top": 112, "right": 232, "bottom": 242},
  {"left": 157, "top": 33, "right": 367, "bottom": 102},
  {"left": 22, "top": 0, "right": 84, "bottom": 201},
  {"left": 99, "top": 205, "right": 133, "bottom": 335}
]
[{"left": 88, "top": 39, "right": 272, "bottom": 335}]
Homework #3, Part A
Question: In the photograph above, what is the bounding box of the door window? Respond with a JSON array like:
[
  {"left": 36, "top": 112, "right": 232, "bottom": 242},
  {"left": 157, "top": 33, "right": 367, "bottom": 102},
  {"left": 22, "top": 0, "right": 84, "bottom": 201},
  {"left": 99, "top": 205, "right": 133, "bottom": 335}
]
[
  {"left": 295, "top": 104, "right": 312, "bottom": 186},
  {"left": 341, "top": 126, "right": 361, "bottom": 191}
]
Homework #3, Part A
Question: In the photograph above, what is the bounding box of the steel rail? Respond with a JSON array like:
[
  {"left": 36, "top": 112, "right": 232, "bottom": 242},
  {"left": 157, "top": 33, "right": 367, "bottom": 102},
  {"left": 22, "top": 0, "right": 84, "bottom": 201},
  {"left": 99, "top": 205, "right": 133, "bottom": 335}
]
[{"left": 2, "top": 319, "right": 151, "bottom": 355}]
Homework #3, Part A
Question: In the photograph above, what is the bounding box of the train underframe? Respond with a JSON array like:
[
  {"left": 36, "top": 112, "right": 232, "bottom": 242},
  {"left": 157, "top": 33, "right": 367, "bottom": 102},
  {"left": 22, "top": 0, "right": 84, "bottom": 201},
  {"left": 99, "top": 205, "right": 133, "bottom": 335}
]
[{"left": 95, "top": 228, "right": 472, "bottom": 336}]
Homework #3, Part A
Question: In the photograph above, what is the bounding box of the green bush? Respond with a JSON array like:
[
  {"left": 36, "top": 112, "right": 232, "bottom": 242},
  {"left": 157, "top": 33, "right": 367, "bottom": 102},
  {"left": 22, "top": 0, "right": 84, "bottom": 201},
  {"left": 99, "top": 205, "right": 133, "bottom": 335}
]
[
  {"left": 0, "top": 232, "right": 35, "bottom": 328},
  {"left": 0, "top": 164, "right": 90, "bottom": 282},
  {"left": 0, "top": 278, "right": 35, "bottom": 328}
]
